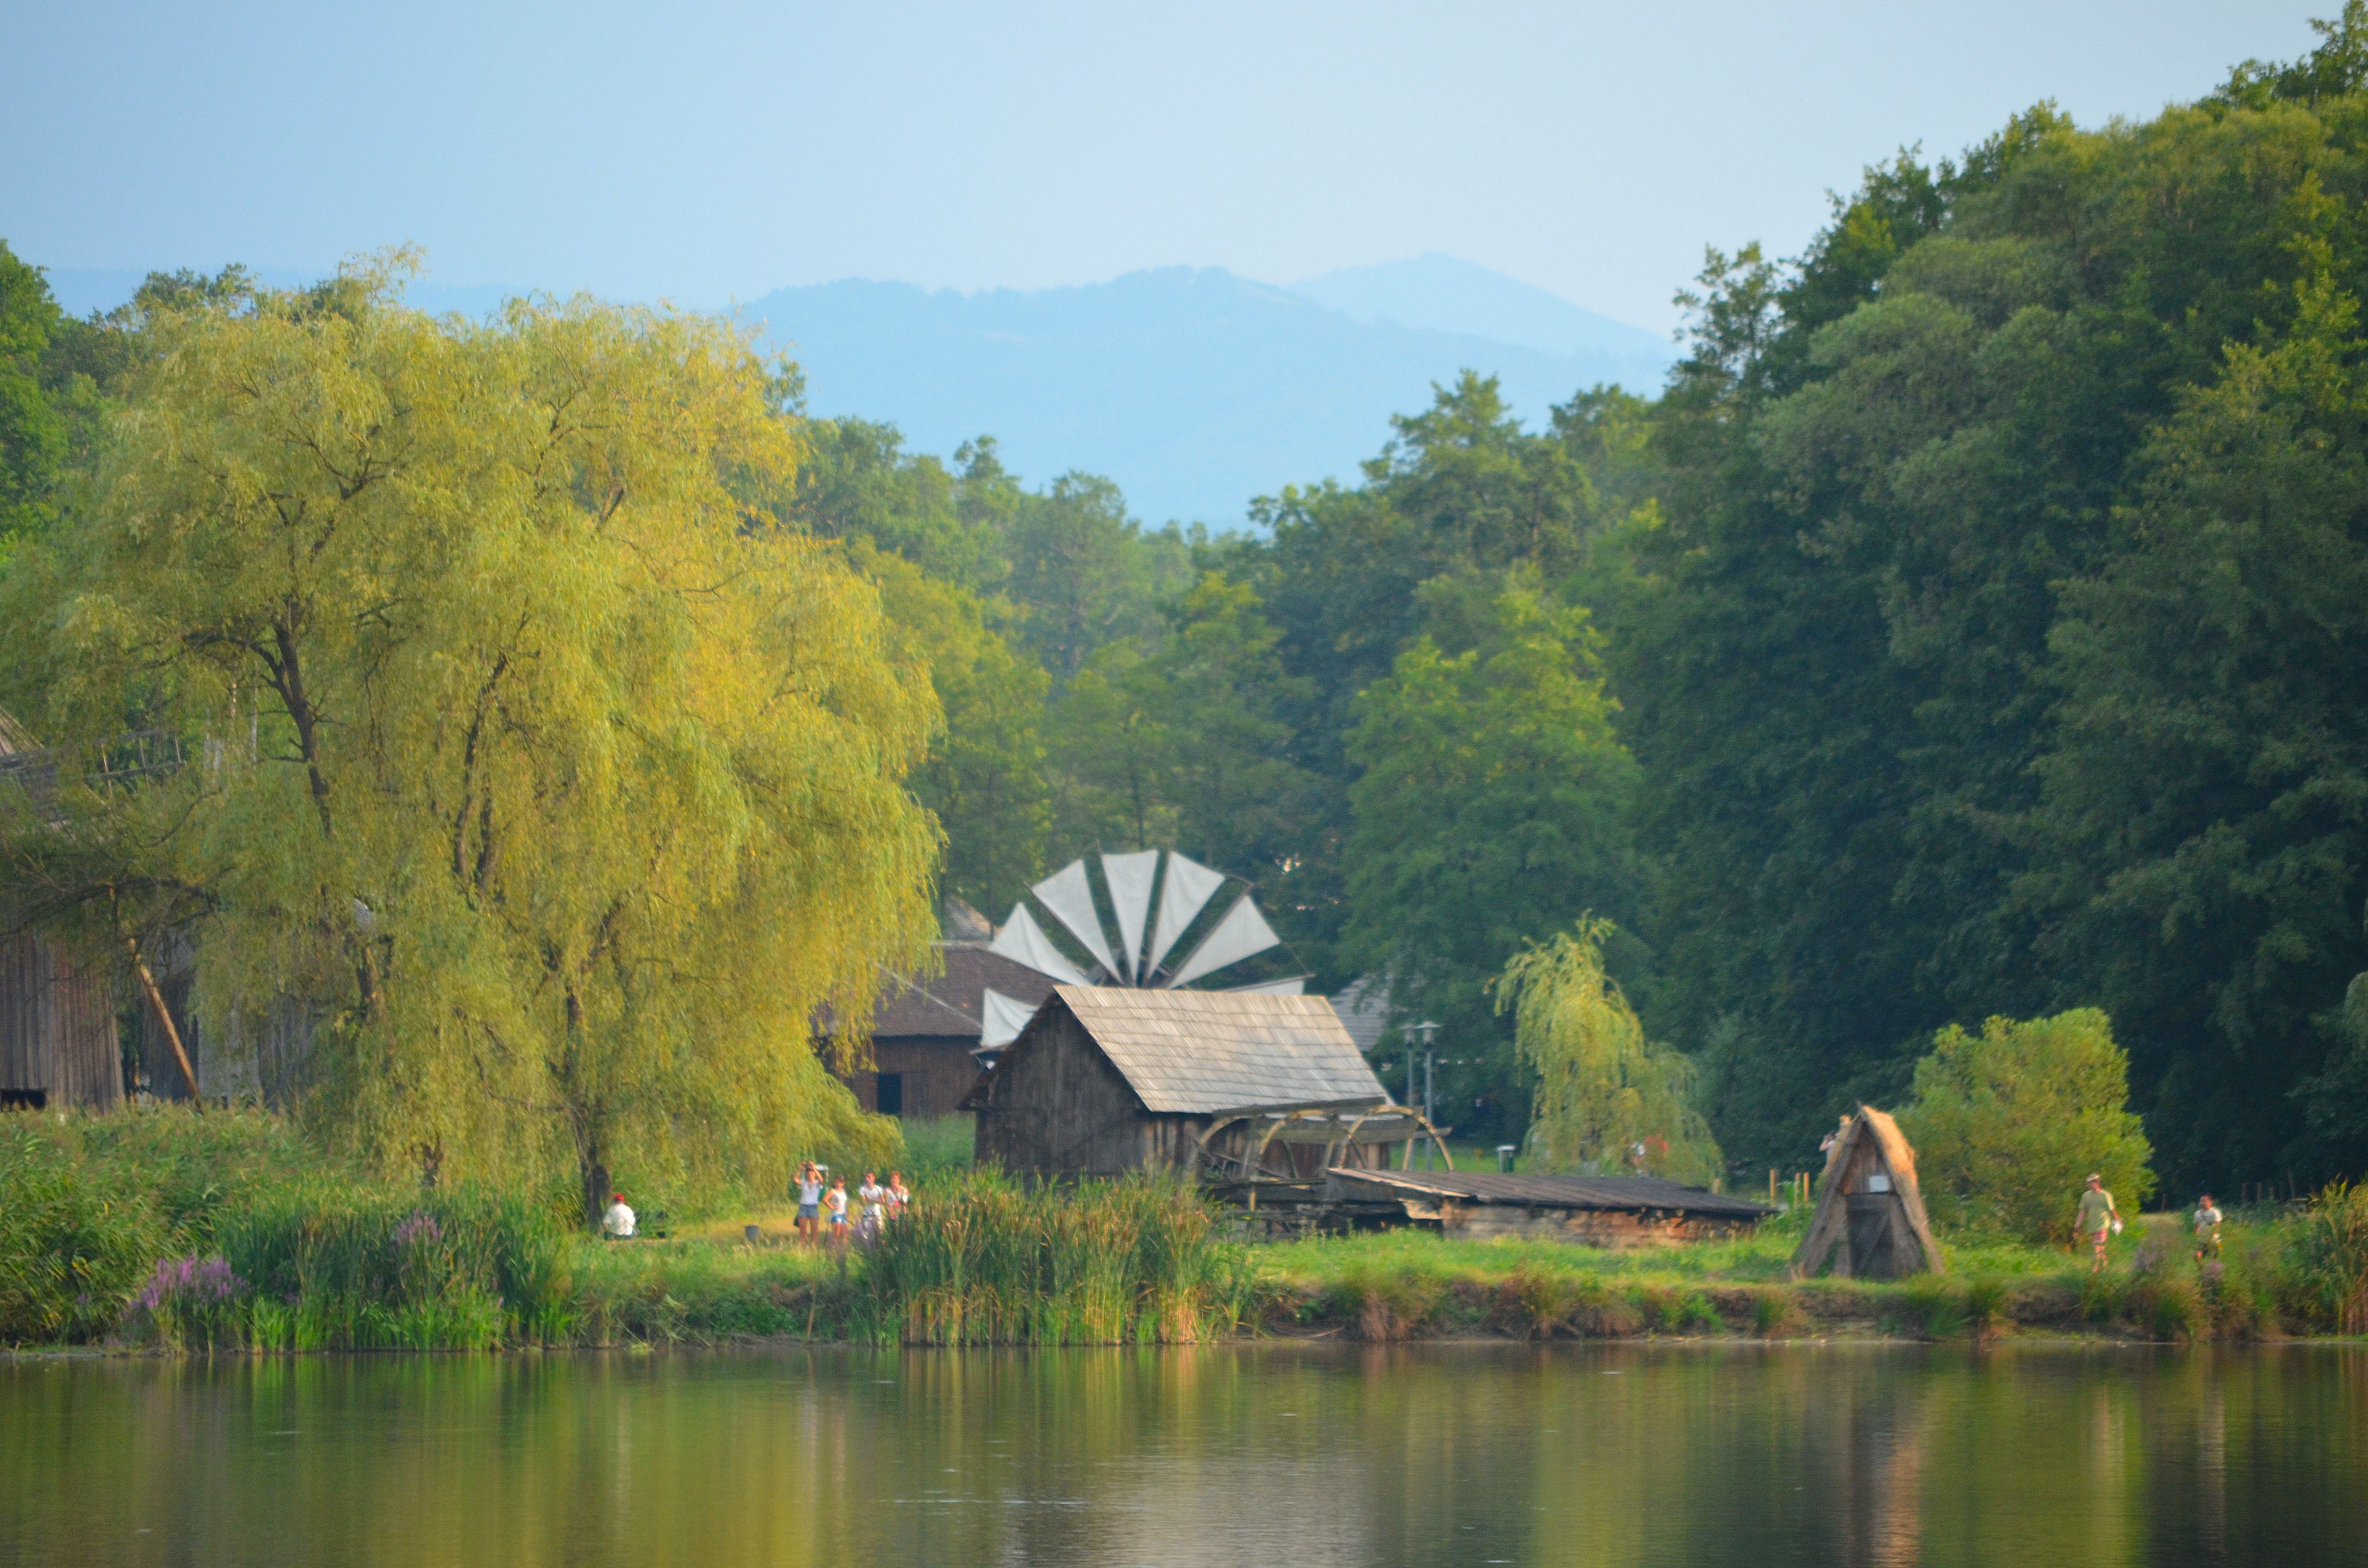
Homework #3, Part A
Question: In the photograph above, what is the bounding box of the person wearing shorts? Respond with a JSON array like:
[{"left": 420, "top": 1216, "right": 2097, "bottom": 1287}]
[
  {"left": 825, "top": 1177, "right": 851, "bottom": 1244},
  {"left": 2193, "top": 1194, "right": 2224, "bottom": 1262},
  {"left": 795, "top": 1163, "right": 824, "bottom": 1244},
  {"left": 2077, "top": 1174, "right": 2121, "bottom": 1272}
]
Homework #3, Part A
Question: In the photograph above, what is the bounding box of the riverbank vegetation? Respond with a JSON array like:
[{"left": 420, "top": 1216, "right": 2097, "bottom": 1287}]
[{"left": 8, "top": 1107, "right": 2368, "bottom": 1352}]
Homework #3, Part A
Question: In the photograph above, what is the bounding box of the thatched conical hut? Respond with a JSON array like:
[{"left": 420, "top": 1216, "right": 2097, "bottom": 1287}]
[{"left": 1790, "top": 1105, "right": 1944, "bottom": 1280}]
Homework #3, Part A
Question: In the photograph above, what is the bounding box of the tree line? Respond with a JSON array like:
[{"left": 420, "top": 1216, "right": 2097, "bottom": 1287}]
[{"left": 6, "top": 12, "right": 2368, "bottom": 1200}]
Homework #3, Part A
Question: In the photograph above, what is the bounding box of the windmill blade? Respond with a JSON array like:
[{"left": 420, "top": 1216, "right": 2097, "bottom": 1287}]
[
  {"left": 1100, "top": 850, "right": 1160, "bottom": 981},
  {"left": 988, "top": 902, "right": 1090, "bottom": 985},
  {"left": 1143, "top": 852, "right": 1227, "bottom": 980},
  {"left": 1221, "top": 975, "right": 1307, "bottom": 995},
  {"left": 979, "top": 988, "right": 1038, "bottom": 1049},
  {"left": 1160, "top": 893, "right": 1281, "bottom": 988},
  {"left": 1030, "top": 858, "right": 1122, "bottom": 980}
]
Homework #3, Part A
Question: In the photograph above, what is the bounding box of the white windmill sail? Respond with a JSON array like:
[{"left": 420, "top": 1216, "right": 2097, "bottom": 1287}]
[
  {"left": 1162, "top": 894, "right": 1281, "bottom": 988},
  {"left": 1030, "top": 859, "right": 1122, "bottom": 980},
  {"left": 1221, "top": 975, "right": 1307, "bottom": 995},
  {"left": 988, "top": 902, "right": 1090, "bottom": 985},
  {"left": 978, "top": 988, "right": 1038, "bottom": 1050},
  {"left": 1143, "top": 852, "right": 1227, "bottom": 980},
  {"left": 1100, "top": 850, "right": 1160, "bottom": 982}
]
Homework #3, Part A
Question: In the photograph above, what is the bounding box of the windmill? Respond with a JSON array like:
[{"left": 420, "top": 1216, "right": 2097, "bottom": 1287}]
[{"left": 975, "top": 850, "right": 1303, "bottom": 1052}]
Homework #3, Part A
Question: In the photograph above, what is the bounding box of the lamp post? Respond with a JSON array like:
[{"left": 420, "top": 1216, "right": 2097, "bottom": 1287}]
[{"left": 1411, "top": 1020, "right": 1440, "bottom": 1170}]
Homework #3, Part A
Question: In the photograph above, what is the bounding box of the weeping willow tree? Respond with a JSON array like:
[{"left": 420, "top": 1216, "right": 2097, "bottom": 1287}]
[
  {"left": 1495, "top": 918, "right": 1721, "bottom": 1183},
  {"left": 0, "top": 258, "right": 941, "bottom": 1217}
]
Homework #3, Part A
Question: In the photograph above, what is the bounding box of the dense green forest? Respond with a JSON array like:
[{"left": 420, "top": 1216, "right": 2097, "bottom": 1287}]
[{"left": 6, "top": 14, "right": 2368, "bottom": 1198}]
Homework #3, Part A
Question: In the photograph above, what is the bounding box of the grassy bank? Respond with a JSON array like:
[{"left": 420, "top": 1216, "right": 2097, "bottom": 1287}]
[{"left": 6, "top": 1108, "right": 2367, "bottom": 1350}]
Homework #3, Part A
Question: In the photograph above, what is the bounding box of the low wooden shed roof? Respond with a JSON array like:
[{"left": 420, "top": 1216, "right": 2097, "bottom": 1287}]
[
  {"left": 1043, "top": 985, "right": 1387, "bottom": 1116},
  {"left": 1328, "top": 1168, "right": 1771, "bottom": 1220}
]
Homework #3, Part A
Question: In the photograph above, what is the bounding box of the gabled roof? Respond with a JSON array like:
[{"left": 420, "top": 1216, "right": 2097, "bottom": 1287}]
[
  {"left": 1038, "top": 984, "right": 1387, "bottom": 1116},
  {"left": 866, "top": 943, "right": 1061, "bottom": 1040}
]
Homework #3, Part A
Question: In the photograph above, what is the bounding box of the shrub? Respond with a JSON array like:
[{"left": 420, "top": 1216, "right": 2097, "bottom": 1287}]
[
  {"left": 2290, "top": 1180, "right": 2368, "bottom": 1334},
  {"left": 0, "top": 1122, "right": 162, "bottom": 1344},
  {"left": 1899, "top": 1010, "right": 2156, "bottom": 1244},
  {"left": 126, "top": 1255, "right": 249, "bottom": 1349}
]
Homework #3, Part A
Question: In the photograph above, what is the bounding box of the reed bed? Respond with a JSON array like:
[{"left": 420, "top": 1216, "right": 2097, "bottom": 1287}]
[{"left": 857, "top": 1172, "right": 1256, "bottom": 1345}]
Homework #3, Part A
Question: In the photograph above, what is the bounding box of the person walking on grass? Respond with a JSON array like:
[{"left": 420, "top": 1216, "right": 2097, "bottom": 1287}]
[
  {"left": 2077, "top": 1174, "right": 2122, "bottom": 1273},
  {"left": 795, "top": 1163, "right": 824, "bottom": 1245},
  {"left": 825, "top": 1176, "right": 851, "bottom": 1246},
  {"left": 2193, "top": 1194, "right": 2225, "bottom": 1263}
]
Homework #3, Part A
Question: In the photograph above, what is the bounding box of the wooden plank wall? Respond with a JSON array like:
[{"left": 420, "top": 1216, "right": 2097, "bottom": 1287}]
[
  {"left": 976, "top": 1012, "right": 1167, "bottom": 1177},
  {"left": 0, "top": 932, "right": 124, "bottom": 1111}
]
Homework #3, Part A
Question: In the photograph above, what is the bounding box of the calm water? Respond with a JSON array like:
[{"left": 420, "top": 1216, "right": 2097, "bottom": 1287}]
[{"left": 3, "top": 1343, "right": 2365, "bottom": 1567}]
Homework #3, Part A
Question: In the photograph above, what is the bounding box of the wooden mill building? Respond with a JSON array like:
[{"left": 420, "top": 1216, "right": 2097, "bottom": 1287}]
[
  {"left": 822, "top": 941, "right": 1059, "bottom": 1120},
  {"left": 968, "top": 986, "right": 1402, "bottom": 1180}
]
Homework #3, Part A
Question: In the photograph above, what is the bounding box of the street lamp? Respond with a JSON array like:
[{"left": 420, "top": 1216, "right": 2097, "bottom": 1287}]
[{"left": 1410, "top": 1020, "right": 1440, "bottom": 1170}]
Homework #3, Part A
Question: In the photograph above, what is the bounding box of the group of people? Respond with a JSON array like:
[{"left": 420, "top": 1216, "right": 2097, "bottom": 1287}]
[
  {"left": 2074, "top": 1174, "right": 2226, "bottom": 1273},
  {"left": 793, "top": 1162, "right": 909, "bottom": 1245}
]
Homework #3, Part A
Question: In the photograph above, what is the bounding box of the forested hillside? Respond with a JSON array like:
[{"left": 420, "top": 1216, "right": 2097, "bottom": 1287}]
[{"left": 6, "top": 13, "right": 2368, "bottom": 1197}]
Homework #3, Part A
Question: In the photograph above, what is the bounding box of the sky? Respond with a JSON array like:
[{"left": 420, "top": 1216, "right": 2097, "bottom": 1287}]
[{"left": 0, "top": 1, "right": 2332, "bottom": 333}]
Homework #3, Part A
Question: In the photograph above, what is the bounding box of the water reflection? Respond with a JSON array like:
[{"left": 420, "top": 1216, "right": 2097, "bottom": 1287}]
[{"left": 2, "top": 1343, "right": 2362, "bottom": 1567}]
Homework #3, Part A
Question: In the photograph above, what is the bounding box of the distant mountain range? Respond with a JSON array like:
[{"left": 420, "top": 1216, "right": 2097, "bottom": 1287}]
[{"left": 42, "top": 255, "right": 1677, "bottom": 528}]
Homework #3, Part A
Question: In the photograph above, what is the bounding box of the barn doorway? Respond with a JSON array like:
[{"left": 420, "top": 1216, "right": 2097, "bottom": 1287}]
[{"left": 875, "top": 1072, "right": 903, "bottom": 1117}]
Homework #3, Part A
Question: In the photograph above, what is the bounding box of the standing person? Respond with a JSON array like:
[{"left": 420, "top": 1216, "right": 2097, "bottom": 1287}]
[
  {"left": 602, "top": 1191, "right": 636, "bottom": 1240},
  {"left": 825, "top": 1176, "right": 850, "bottom": 1246},
  {"left": 2193, "top": 1194, "right": 2225, "bottom": 1263},
  {"left": 795, "top": 1163, "right": 824, "bottom": 1246},
  {"left": 887, "top": 1170, "right": 910, "bottom": 1225},
  {"left": 857, "top": 1171, "right": 887, "bottom": 1242},
  {"left": 2076, "top": 1174, "right": 2122, "bottom": 1273}
]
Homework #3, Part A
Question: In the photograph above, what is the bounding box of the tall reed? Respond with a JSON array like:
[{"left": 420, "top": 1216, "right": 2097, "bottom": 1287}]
[{"left": 857, "top": 1172, "right": 1251, "bottom": 1345}]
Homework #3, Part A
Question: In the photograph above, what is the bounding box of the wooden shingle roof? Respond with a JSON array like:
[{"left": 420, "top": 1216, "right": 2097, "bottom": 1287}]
[{"left": 1049, "top": 985, "right": 1388, "bottom": 1116}]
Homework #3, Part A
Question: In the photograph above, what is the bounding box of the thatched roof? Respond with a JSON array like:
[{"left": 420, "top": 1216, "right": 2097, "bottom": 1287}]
[
  {"left": 1038, "top": 985, "right": 1387, "bottom": 1116},
  {"left": 1791, "top": 1104, "right": 1946, "bottom": 1279}
]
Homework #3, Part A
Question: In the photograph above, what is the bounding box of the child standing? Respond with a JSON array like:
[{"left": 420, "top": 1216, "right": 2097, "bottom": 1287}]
[
  {"left": 857, "top": 1172, "right": 887, "bottom": 1242},
  {"left": 825, "top": 1176, "right": 851, "bottom": 1245}
]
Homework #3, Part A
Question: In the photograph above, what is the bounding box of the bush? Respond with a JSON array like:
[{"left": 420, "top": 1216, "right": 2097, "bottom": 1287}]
[
  {"left": 0, "top": 1121, "right": 163, "bottom": 1344},
  {"left": 2289, "top": 1180, "right": 2368, "bottom": 1334},
  {"left": 1898, "top": 1010, "right": 2155, "bottom": 1244}
]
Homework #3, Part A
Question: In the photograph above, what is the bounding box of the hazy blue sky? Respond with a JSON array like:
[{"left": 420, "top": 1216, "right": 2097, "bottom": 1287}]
[{"left": 0, "top": 1, "right": 2328, "bottom": 332}]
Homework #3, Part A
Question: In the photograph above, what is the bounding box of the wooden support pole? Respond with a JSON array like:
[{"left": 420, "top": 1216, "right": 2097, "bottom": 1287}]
[{"left": 127, "top": 936, "right": 202, "bottom": 1108}]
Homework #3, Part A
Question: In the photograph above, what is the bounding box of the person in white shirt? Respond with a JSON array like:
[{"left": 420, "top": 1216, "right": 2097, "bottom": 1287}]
[
  {"left": 795, "top": 1163, "right": 825, "bottom": 1246},
  {"left": 602, "top": 1192, "right": 636, "bottom": 1240},
  {"left": 886, "top": 1171, "right": 910, "bottom": 1224},
  {"left": 825, "top": 1177, "right": 851, "bottom": 1245},
  {"left": 858, "top": 1172, "right": 887, "bottom": 1241}
]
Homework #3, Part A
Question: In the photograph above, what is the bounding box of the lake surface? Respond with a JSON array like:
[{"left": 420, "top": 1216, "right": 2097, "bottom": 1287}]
[{"left": 3, "top": 1342, "right": 2364, "bottom": 1567}]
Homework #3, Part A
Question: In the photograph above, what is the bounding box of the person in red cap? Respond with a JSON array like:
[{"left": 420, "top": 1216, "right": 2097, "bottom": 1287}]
[{"left": 602, "top": 1191, "right": 637, "bottom": 1239}]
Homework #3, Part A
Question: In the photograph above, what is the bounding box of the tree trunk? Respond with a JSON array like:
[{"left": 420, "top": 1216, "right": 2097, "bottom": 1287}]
[{"left": 583, "top": 1158, "right": 611, "bottom": 1231}]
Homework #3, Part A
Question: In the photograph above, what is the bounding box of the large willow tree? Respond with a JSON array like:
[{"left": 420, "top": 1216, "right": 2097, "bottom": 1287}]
[
  {"left": 0, "top": 264, "right": 940, "bottom": 1215},
  {"left": 1496, "top": 918, "right": 1720, "bottom": 1183}
]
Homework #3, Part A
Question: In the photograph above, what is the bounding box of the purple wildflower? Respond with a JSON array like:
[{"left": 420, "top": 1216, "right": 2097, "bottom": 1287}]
[
  {"left": 134, "top": 1255, "right": 247, "bottom": 1312},
  {"left": 393, "top": 1211, "right": 444, "bottom": 1249}
]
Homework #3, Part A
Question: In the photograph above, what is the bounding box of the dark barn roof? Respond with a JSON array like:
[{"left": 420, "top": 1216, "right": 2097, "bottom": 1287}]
[
  {"left": 1330, "top": 1168, "right": 1771, "bottom": 1220},
  {"left": 862, "top": 942, "right": 1060, "bottom": 1040}
]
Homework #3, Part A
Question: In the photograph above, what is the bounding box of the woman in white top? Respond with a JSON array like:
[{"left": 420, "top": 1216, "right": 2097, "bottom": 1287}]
[{"left": 858, "top": 1173, "right": 887, "bottom": 1240}]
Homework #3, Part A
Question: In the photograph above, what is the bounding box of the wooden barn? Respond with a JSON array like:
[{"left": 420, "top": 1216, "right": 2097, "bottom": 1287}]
[
  {"left": 823, "top": 941, "right": 1060, "bottom": 1120},
  {"left": 968, "top": 986, "right": 1401, "bottom": 1180},
  {"left": 0, "top": 932, "right": 123, "bottom": 1112},
  {"left": 1323, "top": 1168, "right": 1769, "bottom": 1246},
  {"left": 1791, "top": 1105, "right": 1945, "bottom": 1280}
]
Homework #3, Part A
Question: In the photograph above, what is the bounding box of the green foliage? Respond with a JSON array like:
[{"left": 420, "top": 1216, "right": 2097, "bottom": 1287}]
[
  {"left": 2291, "top": 1179, "right": 2368, "bottom": 1333},
  {"left": 1344, "top": 586, "right": 1643, "bottom": 1098},
  {"left": 1495, "top": 918, "right": 1721, "bottom": 1183},
  {"left": 1899, "top": 1010, "right": 2156, "bottom": 1244},
  {"left": 0, "top": 241, "right": 68, "bottom": 559},
  {"left": 857, "top": 1171, "right": 1250, "bottom": 1345},
  {"left": 0, "top": 262, "right": 934, "bottom": 1215},
  {"left": 0, "top": 1121, "right": 163, "bottom": 1344}
]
